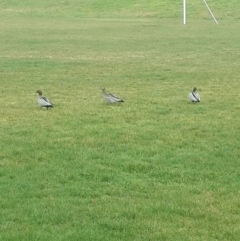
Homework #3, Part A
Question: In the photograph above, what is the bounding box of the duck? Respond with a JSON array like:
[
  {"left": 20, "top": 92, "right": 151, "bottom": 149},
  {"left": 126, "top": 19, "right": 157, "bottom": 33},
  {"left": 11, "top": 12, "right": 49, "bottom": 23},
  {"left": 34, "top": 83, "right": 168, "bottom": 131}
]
[
  {"left": 188, "top": 87, "right": 200, "bottom": 103},
  {"left": 36, "top": 90, "right": 54, "bottom": 109},
  {"left": 101, "top": 87, "right": 124, "bottom": 104}
]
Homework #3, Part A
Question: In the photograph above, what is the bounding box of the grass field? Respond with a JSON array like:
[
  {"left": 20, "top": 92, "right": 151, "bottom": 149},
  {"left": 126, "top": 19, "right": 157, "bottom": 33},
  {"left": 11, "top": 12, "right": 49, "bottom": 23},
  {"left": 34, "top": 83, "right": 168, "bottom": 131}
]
[{"left": 0, "top": 0, "right": 240, "bottom": 240}]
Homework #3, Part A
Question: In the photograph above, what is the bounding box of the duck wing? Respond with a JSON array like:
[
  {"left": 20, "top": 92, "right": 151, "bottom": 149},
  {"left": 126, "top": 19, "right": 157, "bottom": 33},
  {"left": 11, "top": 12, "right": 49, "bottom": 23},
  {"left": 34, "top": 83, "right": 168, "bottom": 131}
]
[
  {"left": 107, "top": 93, "right": 124, "bottom": 103},
  {"left": 191, "top": 92, "right": 200, "bottom": 102},
  {"left": 188, "top": 92, "right": 200, "bottom": 102},
  {"left": 38, "top": 96, "right": 54, "bottom": 107}
]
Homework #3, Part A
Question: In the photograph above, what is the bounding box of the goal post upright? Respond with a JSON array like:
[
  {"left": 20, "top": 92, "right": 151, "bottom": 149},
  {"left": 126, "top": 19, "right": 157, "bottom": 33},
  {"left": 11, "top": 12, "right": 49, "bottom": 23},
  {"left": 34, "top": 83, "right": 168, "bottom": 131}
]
[{"left": 183, "top": 0, "right": 186, "bottom": 24}]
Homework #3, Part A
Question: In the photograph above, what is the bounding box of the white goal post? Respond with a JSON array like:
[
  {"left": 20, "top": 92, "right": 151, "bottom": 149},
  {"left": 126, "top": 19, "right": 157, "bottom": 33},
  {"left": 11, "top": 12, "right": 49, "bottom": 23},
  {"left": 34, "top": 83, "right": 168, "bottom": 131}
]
[{"left": 183, "top": 0, "right": 219, "bottom": 25}]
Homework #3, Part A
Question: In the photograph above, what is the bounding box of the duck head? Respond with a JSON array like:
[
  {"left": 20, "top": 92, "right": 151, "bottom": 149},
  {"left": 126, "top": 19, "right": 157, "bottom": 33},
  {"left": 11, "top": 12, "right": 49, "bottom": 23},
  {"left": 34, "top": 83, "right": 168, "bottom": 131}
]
[
  {"left": 193, "top": 87, "right": 197, "bottom": 92},
  {"left": 36, "top": 90, "right": 43, "bottom": 96}
]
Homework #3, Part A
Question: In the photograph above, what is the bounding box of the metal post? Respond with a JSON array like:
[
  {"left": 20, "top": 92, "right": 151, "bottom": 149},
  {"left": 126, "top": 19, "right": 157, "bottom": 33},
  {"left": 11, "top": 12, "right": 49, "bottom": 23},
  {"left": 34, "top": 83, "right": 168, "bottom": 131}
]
[
  {"left": 183, "top": 0, "right": 186, "bottom": 24},
  {"left": 202, "top": 0, "right": 219, "bottom": 24}
]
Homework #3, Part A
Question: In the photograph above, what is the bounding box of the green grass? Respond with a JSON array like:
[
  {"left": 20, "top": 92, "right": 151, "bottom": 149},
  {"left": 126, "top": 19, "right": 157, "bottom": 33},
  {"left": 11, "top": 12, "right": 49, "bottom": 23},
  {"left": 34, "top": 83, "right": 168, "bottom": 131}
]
[{"left": 0, "top": 0, "right": 240, "bottom": 240}]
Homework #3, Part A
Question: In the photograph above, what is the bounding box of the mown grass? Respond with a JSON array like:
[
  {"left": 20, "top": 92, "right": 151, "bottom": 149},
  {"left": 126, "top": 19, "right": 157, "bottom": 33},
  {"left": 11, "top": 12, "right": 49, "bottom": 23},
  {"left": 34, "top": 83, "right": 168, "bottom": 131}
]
[{"left": 0, "top": 0, "right": 240, "bottom": 240}]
